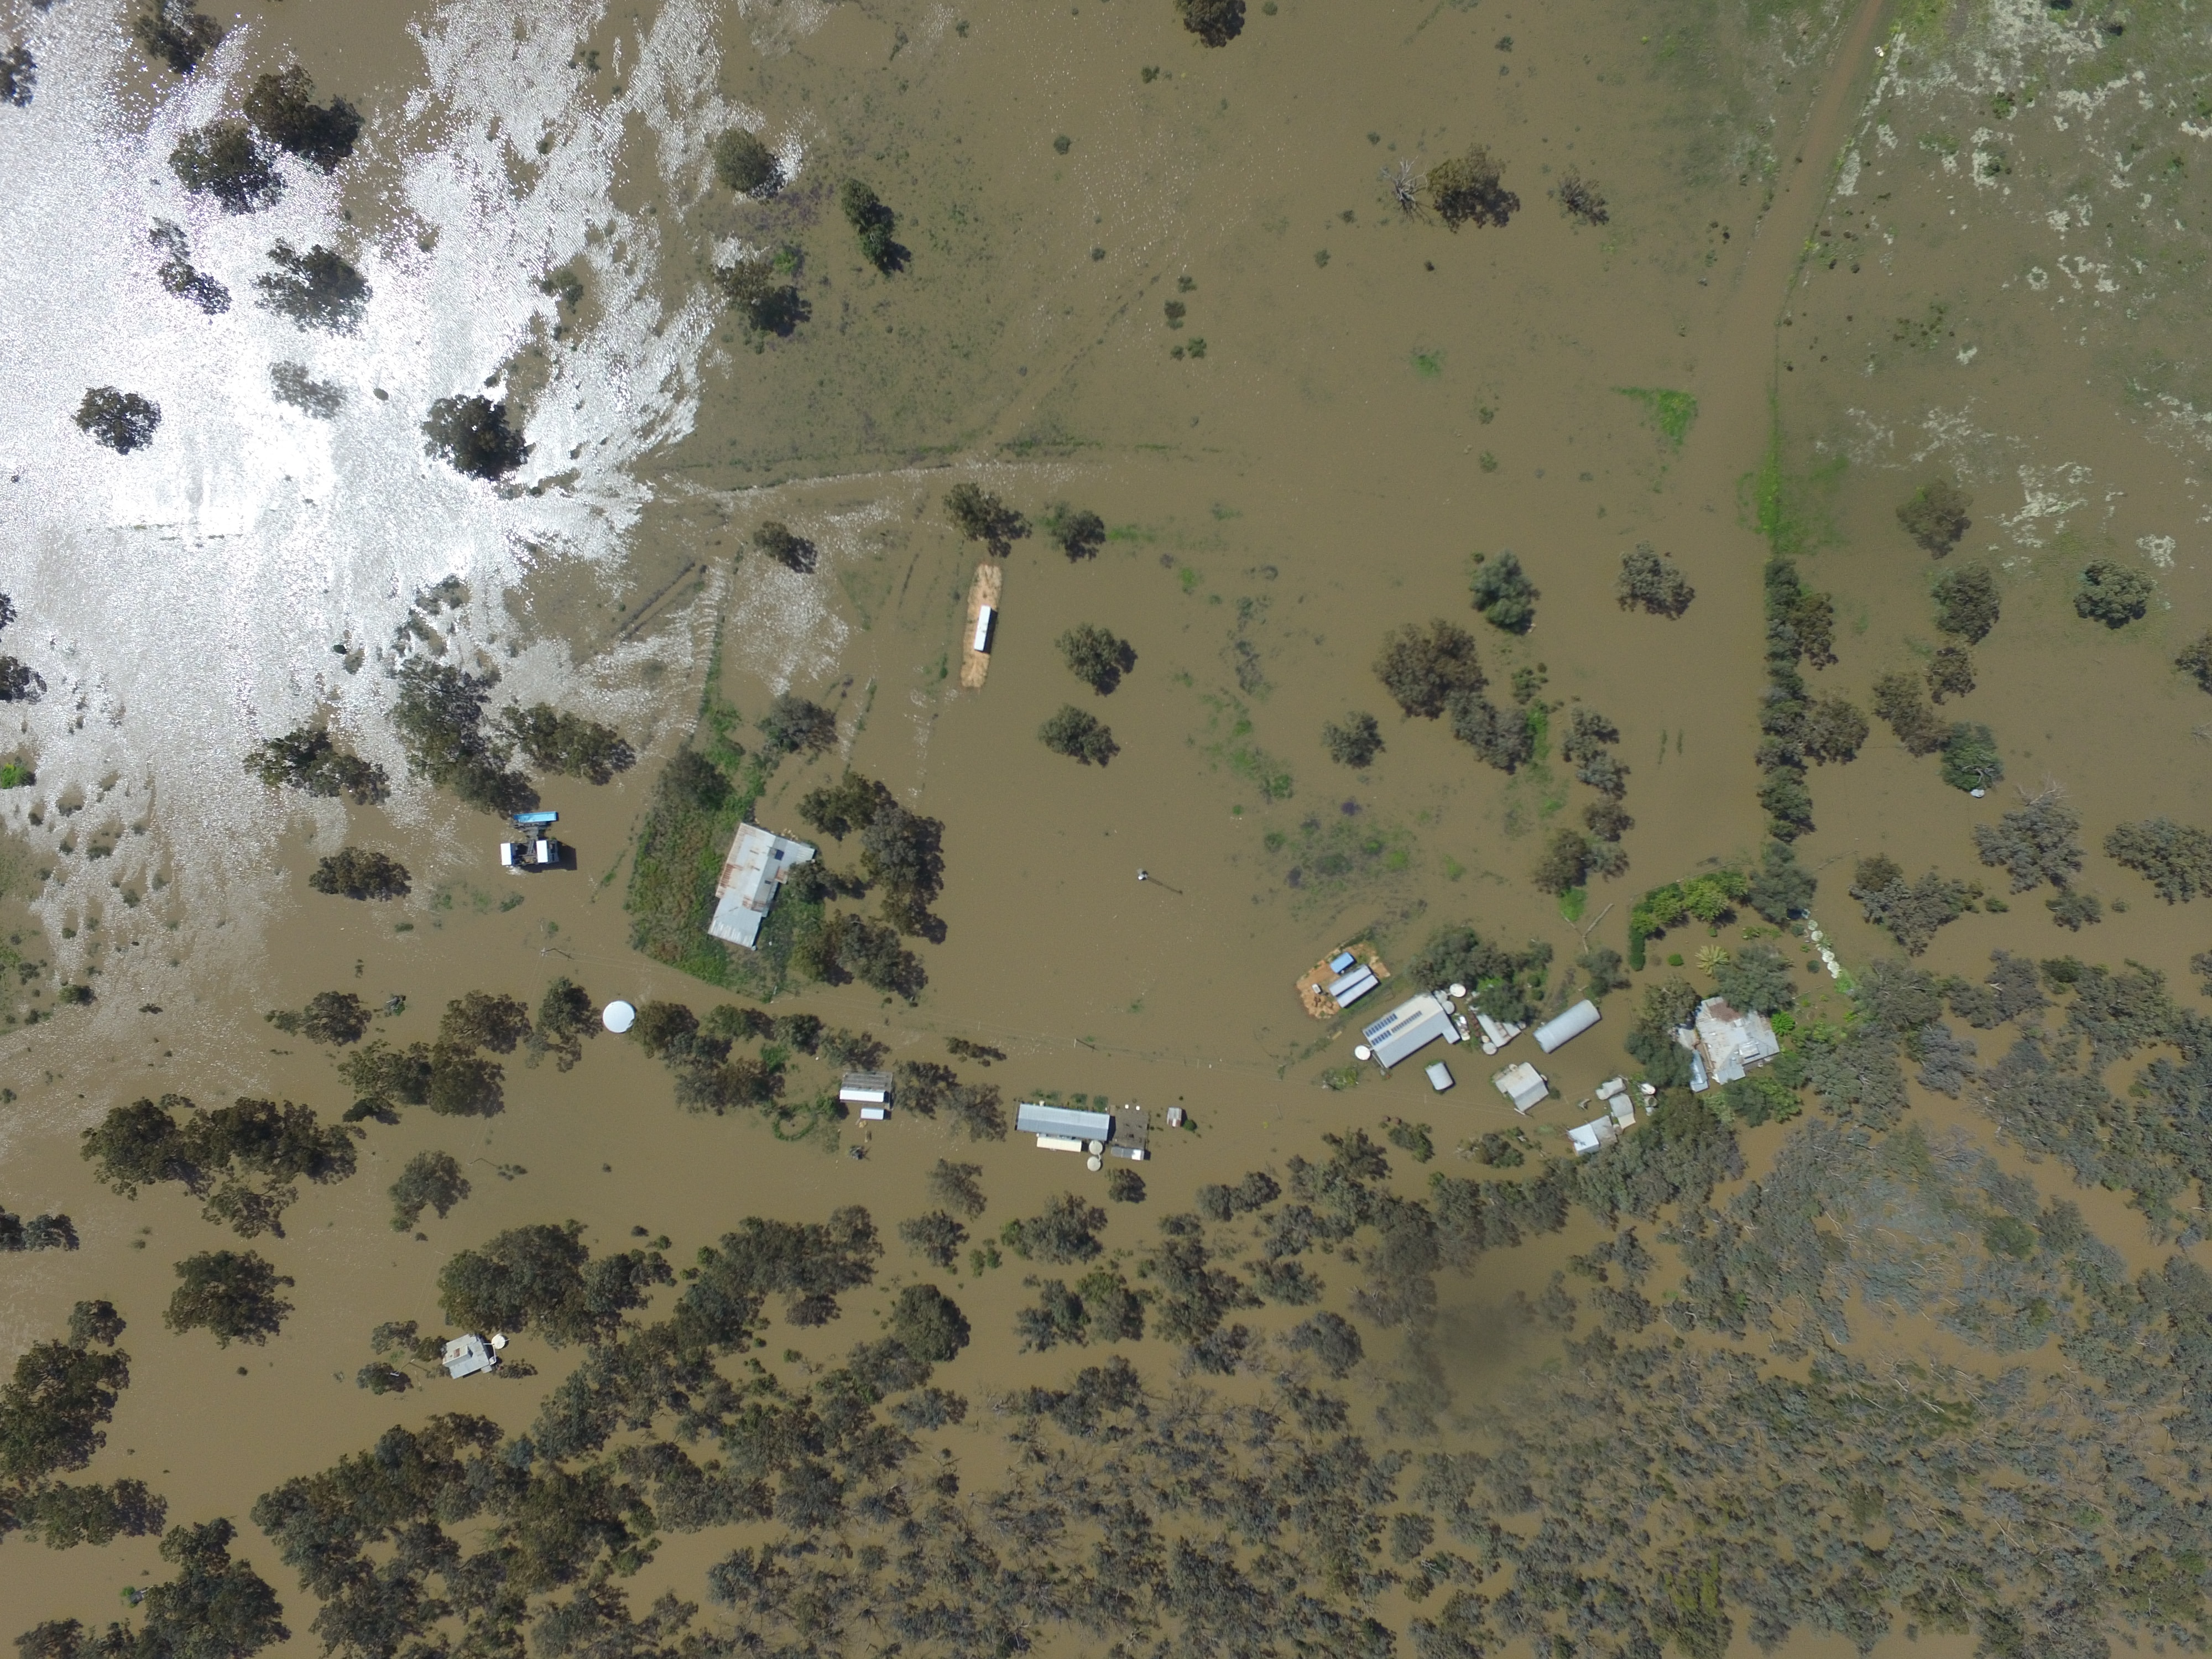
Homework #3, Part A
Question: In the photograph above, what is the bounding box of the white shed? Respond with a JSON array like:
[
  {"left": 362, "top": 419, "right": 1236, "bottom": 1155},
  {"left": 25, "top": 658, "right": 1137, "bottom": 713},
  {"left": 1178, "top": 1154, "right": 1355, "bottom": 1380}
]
[
  {"left": 1493, "top": 1062, "right": 1548, "bottom": 1113},
  {"left": 442, "top": 1334, "right": 497, "bottom": 1380},
  {"left": 1532, "top": 999, "right": 1601, "bottom": 1053}
]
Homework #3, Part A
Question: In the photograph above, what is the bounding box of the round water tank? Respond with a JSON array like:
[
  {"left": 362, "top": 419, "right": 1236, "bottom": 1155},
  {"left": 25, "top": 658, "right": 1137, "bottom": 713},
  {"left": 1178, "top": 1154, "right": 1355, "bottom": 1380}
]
[
  {"left": 1448, "top": 983, "right": 1468, "bottom": 1000},
  {"left": 1353, "top": 1045, "right": 1373, "bottom": 1062},
  {"left": 602, "top": 1000, "right": 637, "bottom": 1034},
  {"left": 1086, "top": 1155, "right": 1103, "bottom": 1172}
]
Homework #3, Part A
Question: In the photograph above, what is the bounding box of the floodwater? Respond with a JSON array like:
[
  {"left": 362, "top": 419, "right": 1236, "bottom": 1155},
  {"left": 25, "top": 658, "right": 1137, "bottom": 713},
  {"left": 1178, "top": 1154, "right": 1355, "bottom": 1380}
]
[{"left": 3, "top": 0, "right": 2210, "bottom": 1652}]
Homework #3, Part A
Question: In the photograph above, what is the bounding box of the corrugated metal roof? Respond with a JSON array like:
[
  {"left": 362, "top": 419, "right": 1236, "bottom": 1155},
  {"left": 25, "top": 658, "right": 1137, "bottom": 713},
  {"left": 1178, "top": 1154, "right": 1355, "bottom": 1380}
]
[
  {"left": 1016, "top": 1102, "right": 1114, "bottom": 1139},
  {"left": 1533, "top": 999, "right": 1601, "bottom": 1053},
  {"left": 1366, "top": 994, "right": 1459, "bottom": 1069}
]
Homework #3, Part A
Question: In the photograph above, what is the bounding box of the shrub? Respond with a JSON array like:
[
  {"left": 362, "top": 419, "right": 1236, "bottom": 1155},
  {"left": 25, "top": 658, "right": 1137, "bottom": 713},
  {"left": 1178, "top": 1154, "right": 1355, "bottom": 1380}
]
[
  {"left": 1176, "top": 0, "right": 1245, "bottom": 45},
  {"left": 2047, "top": 890, "right": 2104, "bottom": 931},
  {"left": 716, "top": 254, "right": 808, "bottom": 338},
  {"left": 308, "top": 847, "right": 409, "bottom": 900},
  {"left": 2176, "top": 630, "right": 2212, "bottom": 694},
  {"left": 2074, "top": 560, "right": 2153, "bottom": 628},
  {"left": 839, "top": 178, "right": 905, "bottom": 273},
  {"left": 1554, "top": 168, "right": 1609, "bottom": 226},
  {"left": 712, "top": 127, "right": 782, "bottom": 196},
  {"left": 1040, "top": 503, "right": 1107, "bottom": 559},
  {"left": 242, "top": 65, "right": 362, "bottom": 170},
  {"left": 1057, "top": 624, "right": 1136, "bottom": 693},
  {"left": 270, "top": 361, "right": 343, "bottom": 418},
  {"left": 252, "top": 241, "right": 371, "bottom": 332},
  {"left": 422, "top": 395, "right": 528, "bottom": 481},
  {"left": 943, "top": 483, "right": 1027, "bottom": 555},
  {"left": 74, "top": 388, "right": 160, "bottom": 454},
  {"left": 1939, "top": 723, "right": 2002, "bottom": 792},
  {"left": 1375, "top": 619, "right": 1485, "bottom": 717},
  {"left": 1896, "top": 478, "right": 1971, "bottom": 555},
  {"left": 165, "top": 1250, "right": 294, "bottom": 1345},
  {"left": 170, "top": 119, "right": 283, "bottom": 212},
  {"left": 1615, "top": 544, "right": 1694, "bottom": 617},
  {"left": 754, "top": 692, "right": 838, "bottom": 757},
  {"left": 2106, "top": 818, "right": 2212, "bottom": 904},
  {"left": 1932, "top": 562, "right": 2000, "bottom": 641},
  {"left": 1040, "top": 706, "right": 1118, "bottom": 765},
  {"left": 737, "top": 523, "right": 811, "bottom": 575},
  {"left": 1469, "top": 551, "right": 1538, "bottom": 634},
  {"left": 1428, "top": 145, "right": 1519, "bottom": 228},
  {"left": 498, "top": 703, "right": 634, "bottom": 782},
  {"left": 1323, "top": 712, "right": 1384, "bottom": 768},
  {"left": 389, "top": 1151, "right": 470, "bottom": 1230},
  {"left": 133, "top": 1, "right": 223, "bottom": 74},
  {"left": 243, "top": 726, "right": 388, "bottom": 804}
]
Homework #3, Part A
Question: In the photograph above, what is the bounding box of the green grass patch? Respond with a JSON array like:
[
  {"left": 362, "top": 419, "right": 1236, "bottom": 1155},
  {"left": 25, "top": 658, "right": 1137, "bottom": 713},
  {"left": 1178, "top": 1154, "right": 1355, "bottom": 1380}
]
[
  {"left": 1198, "top": 694, "right": 1292, "bottom": 802},
  {"left": 1615, "top": 387, "right": 1699, "bottom": 448},
  {"left": 1265, "top": 813, "right": 1415, "bottom": 909},
  {"left": 1739, "top": 402, "right": 1846, "bottom": 557},
  {"left": 1412, "top": 349, "right": 1444, "bottom": 379}
]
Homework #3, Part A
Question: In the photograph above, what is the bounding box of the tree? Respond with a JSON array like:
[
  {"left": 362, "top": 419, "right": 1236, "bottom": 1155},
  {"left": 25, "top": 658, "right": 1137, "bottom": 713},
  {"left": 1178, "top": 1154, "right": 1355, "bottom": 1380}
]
[
  {"left": 243, "top": 726, "right": 388, "bottom": 804},
  {"left": 1448, "top": 691, "right": 1535, "bottom": 772},
  {"left": 390, "top": 660, "right": 536, "bottom": 813},
  {"left": 755, "top": 693, "right": 838, "bottom": 757},
  {"left": 133, "top": 2, "right": 223, "bottom": 75},
  {"left": 1469, "top": 551, "right": 1538, "bottom": 633},
  {"left": 1926, "top": 644, "right": 1974, "bottom": 702},
  {"left": 307, "top": 847, "right": 409, "bottom": 900},
  {"left": 2106, "top": 818, "right": 2212, "bottom": 904},
  {"left": 715, "top": 254, "right": 808, "bottom": 338},
  {"left": 0, "top": 45, "right": 29, "bottom": 107},
  {"left": 389, "top": 1151, "right": 470, "bottom": 1232},
  {"left": 712, "top": 127, "right": 781, "bottom": 196},
  {"left": 928, "top": 1159, "right": 988, "bottom": 1219},
  {"left": 131, "top": 1518, "right": 291, "bottom": 1659},
  {"left": 1285, "top": 1311, "right": 1363, "bottom": 1378},
  {"left": 943, "top": 483, "right": 1027, "bottom": 556},
  {"left": 166, "top": 1251, "right": 294, "bottom": 1346},
  {"left": 1896, "top": 478, "right": 1971, "bottom": 555},
  {"left": 839, "top": 178, "right": 906, "bottom": 274},
  {"left": 1057, "top": 624, "right": 1136, "bottom": 693},
  {"left": 440, "top": 991, "right": 531, "bottom": 1053},
  {"left": 265, "top": 990, "right": 370, "bottom": 1045},
  {"left": 1040, "top": 503, "right": 1107, "bottom": 559},
  {"left": 1323, "top": 712, "right": 1384, "bottom": 768},
  {"left": 1615, "top": 544, "right": 1694, "bottom": 617},
  {"left": 2176, "top": 630, "right": 2212, "bottom": 694},
  {"left": 1105, "top": 1167, "right": 1146, "bottom": 1203},
  {"left": 0, "top": 1332, "right": 130, "bottom": 1482},
  {"left": 1625, "top": 977, "right": 1700, "bottom": 1088},
  {"left": 1870, "top": 672, "right": 1949, "bottom": 755},
  {"left": 1040, "top": 706, "right": 1118, "bottom": 765},
  {"left": 151, "top": 220, "right": 228, "bottom": 313},
  {"left": 2047, "top": 890, "right": 2103, "bottom": 931},
  {"left": 1932, "top": 562, "right": 2000, "bottom": 642},
  {"left": 888, "top": 1284, "right": 970, "bottom": 1363},
  {"left": 754, "top": 521, "right": 816, "bottom": 572},
  {"left": 1939, "top": 723, "right": 2002, "bottom": 792},
  {"left": 898, "top": 1212, "right": 968, "bottom": 1269},
  {"left": 75, "top": 388, "right": 160, "bottom": 453},
  {"left": 1794, "top": 696, "right": 1866, "bottom": 764},
  {"left": 1532, "top": 830, "right": 1593, "bottom": 896},
  {"left": 1714, "top": 945, "right": 1793, "bottom": 1015},
  {"left": 526, "top": 979, "right": 591, "bottom": 1072},
  {"left": 1176, "top": 0, "right": 1245, "bottom": 45},
  {"left": 438, "top": 1222, "right": 667, "bottom": 1345},
  {"left": 170, "top": 120, "right": 283, "bottom": 212},
  {"left": 422, "top": 395, "right": 528, "bottom": 481},
  {"left": 1004, "top": 1193, "right": 1107, "bottom": 1264},
  {"left": 1744, "top": 839, "right": 1815, "bottom": 923},
  {"left": 497, "top": 703, "right": 633, "bottom": 781},
  {"left": 1583, "top": 798, "right": 1633, "bottom": 842},
  {"left": 68, "top": 1301, "right": 127, "bottom": 1349},
  {"left": 1973, "top": 792, "right": 2082, "bottom": 892},
  {"left": 269, "top": 361, "right": 343, "bottom": 418},
  {"left": 254, "top": 242, "right": 369, "bottom": 333},
  {"left": 2074, "top": 560, "right": 2153, "bottom": 628},
  {"left": 242, "top": 65, "right": 362, "bottom": 170},
  {"left": 817, "top": 914, "right": 928, "bottom": 999},
  {"left": 1554, "top": 168, "right": 1609, "bottom": 226},
  {"left": 1428, "top": 145, "right": 1519, "bottom": 228},
  {"left": 1375, "top": 619, "right": 1485, "bottom": 718},
  {"left": 1850, "top": 854, "right": 1971, "bottom": 954}
]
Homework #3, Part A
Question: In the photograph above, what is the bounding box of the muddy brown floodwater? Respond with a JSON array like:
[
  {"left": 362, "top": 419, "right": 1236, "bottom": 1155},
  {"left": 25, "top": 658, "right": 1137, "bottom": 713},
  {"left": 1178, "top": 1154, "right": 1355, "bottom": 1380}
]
[{"left": 6, "top": 0, "right": 2212, "bottom": 1654}]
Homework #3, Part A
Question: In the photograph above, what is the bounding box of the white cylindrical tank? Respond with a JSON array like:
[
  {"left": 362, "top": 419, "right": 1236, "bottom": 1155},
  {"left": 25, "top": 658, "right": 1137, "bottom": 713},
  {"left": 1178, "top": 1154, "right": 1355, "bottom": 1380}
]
[{"left": 602, "top": 1000, "right": 637, "bottom": 1034}]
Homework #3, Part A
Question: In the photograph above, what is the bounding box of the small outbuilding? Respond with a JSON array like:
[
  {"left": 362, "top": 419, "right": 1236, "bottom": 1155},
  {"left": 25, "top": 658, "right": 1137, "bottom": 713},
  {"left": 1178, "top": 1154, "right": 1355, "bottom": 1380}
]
[
  {"left": 442, "top": 1334, "right": 497, "bottom": 1380},
  {"left": 1493, "top": 1062, "right": 1549, "bottom": 1113},
  {"left": 1567, "top": 1116, "right": 1622, "bottom": 1156},
  {"left": 1018, "top": 1102, "right": 1114, "bottom": 1144},
  {"left": 839, "top": 1071, "right": 894, "bottom": 1106},
  {"left": 708, "top": 823, "right": 817, "bottom": 950},
  {"left": 1425, "top": 1061, "right": 1455, "bottom": 1093},
  {"left": 1533, "top": 999, "right": 1601, "bottom": 1053}
]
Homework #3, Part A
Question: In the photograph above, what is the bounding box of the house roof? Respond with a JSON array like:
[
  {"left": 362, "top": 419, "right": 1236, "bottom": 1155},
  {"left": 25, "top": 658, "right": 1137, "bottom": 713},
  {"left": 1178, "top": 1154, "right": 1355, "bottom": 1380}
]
[
  {"left": 1685, "top": 997, "right": 1782, "bottom": 1091},
  {"left": 707, "top": 824, "right": 817, "bottom": 948},
  {"left": 1364, "top": 993, "right": 1460, "bottom": 1069}
]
